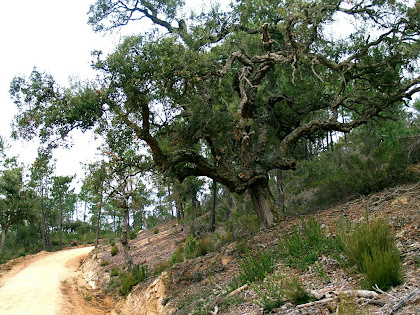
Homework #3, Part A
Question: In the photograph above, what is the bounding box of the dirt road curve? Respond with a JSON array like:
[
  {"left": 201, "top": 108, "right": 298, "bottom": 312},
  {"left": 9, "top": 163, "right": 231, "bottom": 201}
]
[{"left": 0, "top": 247, "right": 94, "bottom": 315}]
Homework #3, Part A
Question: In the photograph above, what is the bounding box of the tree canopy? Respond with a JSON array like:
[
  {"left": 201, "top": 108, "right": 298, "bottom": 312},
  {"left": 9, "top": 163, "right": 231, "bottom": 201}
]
[{"left": 10, "top": 0, "right": 420, "bottom": 228}]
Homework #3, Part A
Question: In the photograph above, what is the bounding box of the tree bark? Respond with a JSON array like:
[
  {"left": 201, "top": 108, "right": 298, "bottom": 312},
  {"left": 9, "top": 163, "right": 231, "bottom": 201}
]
[
  {"left": 94, "top": 198, "right": 102, "bottom": 249},
  {"left": 41, "top": 187, "right": 51, "bottom": 251},
  {"left": 121, "top": 196, "right": 133, "bottom": 271},
  {"left": 209, "top": 180, "right": 217, "bottom": 232},
  {"left": 249, "top": 178, "right": 280, "bottom": 229},
  {"left": 0, "top": 224, "right": 9, "bottom": 256},
  {"left": 59, "top": 193, "right": 63, "bottom": 250},
  {"left": 276, "top": 168, "right": 285, "bottom": 214}
]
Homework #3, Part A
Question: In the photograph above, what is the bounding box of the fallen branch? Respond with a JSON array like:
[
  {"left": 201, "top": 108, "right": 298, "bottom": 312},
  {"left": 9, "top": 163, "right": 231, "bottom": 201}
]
[
  {"left": 389, "top": 288, "right": 419, "bottom": 314},
  {"left": 335, "top": 290, "right": 380, "bottom": 299},
  {"left": 296, "top": 297, "right": 336, "bottom": 308},
  {"left": 228, "top": 284, "right": 249, "bottom": 297}
]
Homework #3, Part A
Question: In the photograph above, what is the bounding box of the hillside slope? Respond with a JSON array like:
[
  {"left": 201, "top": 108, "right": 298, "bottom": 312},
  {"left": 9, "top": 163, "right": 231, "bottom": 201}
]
[{"left": 81, "top": 182, "right": 419, "bottom": 314}]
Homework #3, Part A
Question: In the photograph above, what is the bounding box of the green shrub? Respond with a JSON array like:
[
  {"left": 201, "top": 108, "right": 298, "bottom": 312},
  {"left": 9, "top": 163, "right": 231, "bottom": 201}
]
[
  {"left": 100, "top": 260, "right": 110, "bottom": 266},
  {"left": 129, "top": 230, "right": 137, "bottom": 240},
  {"left": 184, "top": 236, "right": 198, "bottom": 259},
  {"left": 168, "top": 246, "right": 184, "bottom": 266},
  {"left": 238, "top": 249, "right": 276, "bottom": 285},
  {"left": 111, "top": 245, "right": 118, "bottom": 256},
  {"left": 110, "top": 267, "right": 119, "bottom": 277},
  {"left": 342, "top": 217, "right": 402, "bottom": 290},
  {"left": 278, "top": 217, "right": 340, "bottom": 270},
  {"left": 154, "top": 228, "right": 159, "bottom": 234},
  {"left": 284, "top": 277, "right": 312, "bottom": 305},
  {"left": 132, "top": 264, "right": 148, "bottom": 283},
  {"left": 252, "top": 274, "right": 285, "bottom": 312},
  {"left": 362, "top": 246, "right": 402, "bottom": 290},
  {"left": 119, "top": 273, "right": 136, "bottom": 296},
  {"left": 153, "top": 261, "right": 170, "bottom": 276},
  {"left": 118, "top": 264, "right": 148, "bottom": 296},
  {"left": 196, "top": 237, "right": 214, "bottom": 257}
]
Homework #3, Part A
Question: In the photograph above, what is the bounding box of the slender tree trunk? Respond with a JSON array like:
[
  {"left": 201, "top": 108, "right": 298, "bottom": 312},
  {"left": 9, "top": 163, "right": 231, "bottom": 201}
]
[
  {"left": 249, "top": 178, "right": 280, "bottom": 230},
  {"left": 142, "top": 210, "right": 150, "bottom": 244},
  {"left": 59, "top": 193, "right": 63, "bottom": 250},
  {"left": 276, "top": 168, "right": 285, "bottom": 214},
  {"left": 191, "top": 190, "right": 197, "bottom": 218},
  {"left": 168, "top": 184, "right": 174, "bottom": 218},
  {"left": 209, "top": 180, "right": 216, "bottom": 232},
  {"left": 83, "top": 202, "right": 87, "bottom": 222},
  {"left": 121, "top": 196, "right": 133, "bottom": 271},
  {"left": 95, "top": 197, "right": 102, "bottom": 249},
  {"left": 113, "top": 209, "right": 116, "bottom": 232},
  {"left": 0, "top": 224, "right": 9, "bottom": 256},
  {"left": 41, "top": 187, "right": 51, "bottom": 251}
]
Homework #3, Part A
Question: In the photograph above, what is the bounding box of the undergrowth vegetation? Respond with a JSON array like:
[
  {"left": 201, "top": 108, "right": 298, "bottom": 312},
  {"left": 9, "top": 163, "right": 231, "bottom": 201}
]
[
  {"left": 341, "top": 217, "right": 403, "bottom": 290},
  {"left": 278, "top": 217, "right": 342, "bottom": 270}
]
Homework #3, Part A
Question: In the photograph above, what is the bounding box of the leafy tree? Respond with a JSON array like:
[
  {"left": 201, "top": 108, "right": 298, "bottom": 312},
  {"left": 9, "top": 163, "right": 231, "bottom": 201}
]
[
  {"left": 81, "top": 159, "right": 109, "bottom": 248},
  {"left": 0, "top": 167, "right": 33, "bottom": 256},
  {"left": 29, "top": 151, "right": 54, "bottom": 250},
  {"left": 10, "top": 0, "right": 420, "bottom": 229},
  {"left": 51, "top": 175, "right": 75, "bottom": 249}
]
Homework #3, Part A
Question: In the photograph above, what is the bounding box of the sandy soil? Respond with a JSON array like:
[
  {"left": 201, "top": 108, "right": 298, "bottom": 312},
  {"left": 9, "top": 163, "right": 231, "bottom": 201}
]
[{"left": 0, "top": 246, "right": 94, "bottom": 315}]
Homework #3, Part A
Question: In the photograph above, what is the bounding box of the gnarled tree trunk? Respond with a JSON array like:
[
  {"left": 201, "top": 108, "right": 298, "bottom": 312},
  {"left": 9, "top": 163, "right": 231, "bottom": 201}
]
[{"left": 249, "top": 178, "right": 281, "bottom": 229}]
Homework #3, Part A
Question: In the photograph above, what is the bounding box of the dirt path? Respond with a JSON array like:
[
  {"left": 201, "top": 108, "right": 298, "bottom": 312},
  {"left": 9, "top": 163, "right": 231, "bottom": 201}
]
[{"left": 0, "top": 247, "right": 94, "bottom": 315}]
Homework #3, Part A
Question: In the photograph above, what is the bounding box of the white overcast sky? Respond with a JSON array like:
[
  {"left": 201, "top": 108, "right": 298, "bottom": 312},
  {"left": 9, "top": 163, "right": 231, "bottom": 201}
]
[
  {"left": 0, "top": 0, "right": 118, "bottom": 188},
  {"left": 0, "top": 0, "right": 213, "bottom": 192}
]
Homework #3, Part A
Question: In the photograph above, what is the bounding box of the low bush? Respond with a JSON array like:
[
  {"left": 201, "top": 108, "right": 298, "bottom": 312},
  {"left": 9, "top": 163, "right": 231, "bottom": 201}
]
[
  {"left": 110, "top": 267, "right": 119, "bottom": 277},
  {"left": 238, "top": 249, "right": 276, "bottom": 285},
  {"left": 278, "top": 217, "right": 341, "bottom": 270},
  {"left": 168, "top": 246, "right": 184, "bottom": 266},
  {"left": 100, "top": 260, "right": 110, "bottom": 267},
  {"left": 283, "top": 277, "right": 313, "bottom": 305},
  {"left": 184, "top": 236, "right": 198, "bottom": 259},
  {"left": 196, "top": 237, "right": 214, "bottom": 257},
  {"left": 154, "top": 228, "right": 159, "bottom": 234},
  {"left": 118, "top": 264, "right": 148, "bottom": 296},
  {"left": 342, "top": 217, "right": 402, "bottom": 290},
  {"left": 252, "top": 273, "right": 285, "bottom": 312},
  {"left": 153, "top": 261, "right": 169, "bottom": 276},
  {"left": 129, "top": 230, "right": 137, "bottom": 240},
  {"left": 110, "top": 245, "right": 118, "bottom": 256}
]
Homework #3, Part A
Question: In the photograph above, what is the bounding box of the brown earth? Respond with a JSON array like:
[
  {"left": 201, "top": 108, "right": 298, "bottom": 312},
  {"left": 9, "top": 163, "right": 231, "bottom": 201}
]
[
  {"left": 0, "top": 246, "right": 109, "bottom": 315},
  {"left": 80, "top": 182, "right": 419, "bottom": 315}
]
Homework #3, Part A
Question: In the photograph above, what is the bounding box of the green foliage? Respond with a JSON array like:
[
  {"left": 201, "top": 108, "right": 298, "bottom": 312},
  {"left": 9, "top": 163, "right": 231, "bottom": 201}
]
[
  {"left": 168, "top": 246, "right": 184, "bottom": 266},
  {"left": 337, "top": 294, "right": 367, "bottom": 315},
  {"left": 110, "top": 267, "right": 119, "bottom": 277},
  {"left": 184, "top": 236, "right": 197, "bottom": 259},
  {"left": 119, "top": 273, "right": 136, "bottom": 296},
  {"left": 284, "top": 118, "right": 420, "bottom": 214},
  {"left": 251, "top": 273, "right": 285, "bottom": 312},
  {"left": 132, "top": 264, "right": 148, "bottom": 282},
  {"left": 153, "top": 228, "right": 159, "bottom": 234},
  {"left": 278, "top": 217, "right": 341, "bottom": 270},
  {"left": 238, "top": 249, "right": 276, "bottom": 285},
  {"left": 196, "top": 237, "right": 214, "bottom": 257},
  {"left": 153, "top": 261, "right": 170, "bottom": 276},
  {"left": 342, "top": 217, "right": 402, "bottom": 290},
  {"left": 129, "top": 230, "right": 137, "bottom": 240},
  {"left": 283, "top": 277, "right": 312, "bottom": 305},
  {"left": 118, "top": 264, "right": 148, "bottom": 296},
  {"left": 110, "top": 245, "right": 118, "bottom": 256},
  {"left": 100, "top": 260, "right": 109, "bottom": 266}
]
